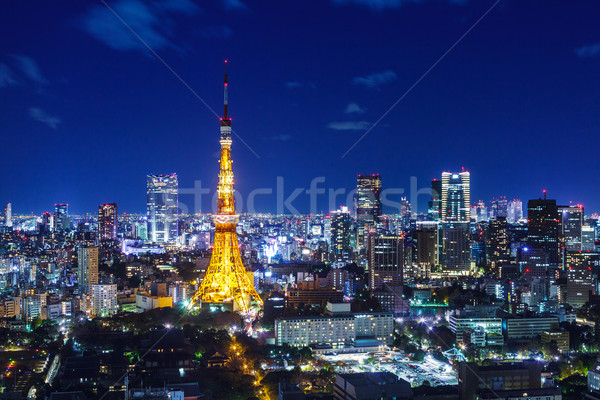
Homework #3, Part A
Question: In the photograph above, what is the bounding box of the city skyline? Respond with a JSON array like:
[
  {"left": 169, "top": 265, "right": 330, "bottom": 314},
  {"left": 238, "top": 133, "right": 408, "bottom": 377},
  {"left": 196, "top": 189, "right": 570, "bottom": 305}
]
[{"left": 2, "top": 1, "right": 600, "bottom": 214}]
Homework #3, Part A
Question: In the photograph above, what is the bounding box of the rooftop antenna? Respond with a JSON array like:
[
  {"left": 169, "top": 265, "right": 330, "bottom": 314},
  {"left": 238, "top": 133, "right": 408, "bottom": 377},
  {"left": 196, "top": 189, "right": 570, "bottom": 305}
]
[{"left": 224, "top": 59, "right": 228, "bottom": 120}]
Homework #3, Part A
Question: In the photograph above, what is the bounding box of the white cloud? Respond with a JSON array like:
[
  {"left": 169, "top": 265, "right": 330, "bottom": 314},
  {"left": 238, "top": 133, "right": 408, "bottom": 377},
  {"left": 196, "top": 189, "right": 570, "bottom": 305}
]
[
  {"left": 285, "top": 81, "right": 302, "bottom": 89},
  {"left": 328, "top": 120, "right": 371, "bottom": 130},
  {"left": 223, "top": 0, "right": 247, "bottom": 10},
  {"left": 345, "top": 102, "right": 366, "bottom": 115},
  {"left": 352, "top": 70, "right": 397, "bottom": 88},
  {"left": 29, "top": 107, "right": 61, "bottom": 129},
  {"left": 575, "top": 43, "right": 600, "bottom": 58},
  {"left": 332, "top": 0, "right": 468, "bottom": 11},
  {"left": 265, "top": 134, "right": 292, "bottom": 141},
  {"left": 0, "top": 63, "right": 17, "bottom": 87},
  {"left": 11, "top": 55, "right": 47, "bottom": 85},
  {"left": 80, "top": 0, "right": 200, "bottom": 53}
]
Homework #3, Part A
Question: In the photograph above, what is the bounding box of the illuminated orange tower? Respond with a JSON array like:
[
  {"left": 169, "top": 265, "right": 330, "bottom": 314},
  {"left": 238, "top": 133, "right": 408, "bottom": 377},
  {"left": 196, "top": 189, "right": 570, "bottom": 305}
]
[{"left": 188, "top": 61, "right": 262, "bottom": 313}]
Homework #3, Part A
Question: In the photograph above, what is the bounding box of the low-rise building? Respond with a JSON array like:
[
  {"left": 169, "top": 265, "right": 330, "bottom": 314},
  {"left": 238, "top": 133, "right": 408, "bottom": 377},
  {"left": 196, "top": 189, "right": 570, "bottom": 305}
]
[
  {"left": 541, "top": 330, "right": 570, "bottom": 352},
  {"left": 588, "top": 358, "right": 600, "bottom": 392},
  {"left": 136, "top": 292, "right": 173, "bottom": 312},
  {"left": 459, "top": 361, "right": 542, "bottom": 400},
  {"left": 503, "top": 317, "right": 559, "bottom": 340},
  {"left": 333, "top": 372, "right": 412, "bottom": 400},
  {"left": 275, "top": 302, "right": 394, "bottom": 347},
  {"left": 448, "top": 314, "right": 502, "bottom": 345}
]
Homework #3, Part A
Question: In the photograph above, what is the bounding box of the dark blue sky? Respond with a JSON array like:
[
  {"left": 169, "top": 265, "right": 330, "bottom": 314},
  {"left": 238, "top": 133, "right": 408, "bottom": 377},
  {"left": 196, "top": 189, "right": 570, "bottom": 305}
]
[{"left": 1, "top": 0, "right": 600, "bottom": 215}]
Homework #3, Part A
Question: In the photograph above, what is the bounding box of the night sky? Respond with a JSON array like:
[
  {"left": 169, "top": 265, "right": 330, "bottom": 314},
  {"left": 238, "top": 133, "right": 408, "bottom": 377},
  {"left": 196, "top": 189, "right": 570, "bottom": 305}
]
[{"left": 1, "top": 0, "right": 600, "bottom": 215}]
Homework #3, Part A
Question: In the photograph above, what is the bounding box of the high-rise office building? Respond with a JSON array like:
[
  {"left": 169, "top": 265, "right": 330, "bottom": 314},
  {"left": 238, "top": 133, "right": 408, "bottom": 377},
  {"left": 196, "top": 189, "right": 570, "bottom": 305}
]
[
  {"left": 487, "top": 217, "right": 510, "bottom": 271},
  {"left": 489, "top": 197, "right": 508, "bottom": 219},
  {"left": 527, "top": 196, "right": 560, "bottom": 270},
  {"left": 582, "top": 225, "right": 596, "bottom": 251},
  {"left": 566, "top": 252, "right": 599, "bottom": 308},
  {"left": 4, "top": 203, "right": 12, "bottom": 228},
  {"left": 368, "top": 234, "right": 404, "bottom": 291},
  {"left": 471, "top": 200, "right": 488, "bottom": 222},
  {"left": 91, "top": 284, "right": 118, "bottom": 317},
  {"left": 356, "top": 174, "right": 382, "bottom": 250},
  {"left": 441, "top": 171, "right": 470, "bottom": 222},
  {"left": 54, "top": 203, "right": 70, "bottom": 231},
  {"left": 428, "top": 179, "right": 442, "bottom": 221},
  {"left": 40, "top": 212, "right": 53, "bottom": 233},
  {"left": 98, "top": 203, "right": 118, "bottom": 241},
  {"left": 558, "top": 204, "right": 583, "bottom": 252},
  {"left": 78, "top": 246, "right": 98, "bottom": 294},
  {"left": 439, "top": 171, "right": 471, "bottom": 273},
  {"left": 147, "top": 174, "right": 179, "bottom": 244},
  {"left": 331, "top": 206, "right": 352, "bottom": 259},
  {"left": 134, "top": 221, "right": 148, "bottom": 241},
  {"left": 415, "top": 221, "right": 439, "bottom": 269},
  {"left": 399, "top": 197, "right": 412, "bottom": 230},
  {"left": 442, "top": 222, "right": 471, "bottom": 273},
  {"left": 507, "top": 199, "right": 523, "bottom": 223}
]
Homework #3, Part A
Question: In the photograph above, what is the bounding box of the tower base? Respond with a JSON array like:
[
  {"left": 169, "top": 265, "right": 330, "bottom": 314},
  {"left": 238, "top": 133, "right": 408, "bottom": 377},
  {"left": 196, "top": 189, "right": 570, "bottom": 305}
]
[{"left": 201, "top": 302, "right": 234, "bottom": 313}]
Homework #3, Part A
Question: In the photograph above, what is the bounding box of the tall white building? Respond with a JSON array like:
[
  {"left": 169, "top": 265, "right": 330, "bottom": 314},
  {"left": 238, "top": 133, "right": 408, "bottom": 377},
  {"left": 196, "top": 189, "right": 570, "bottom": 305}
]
[
  {"left": 91, "top": 284, "right": 118, "bottom": 317},
  {"left": 78, "top": 246, "right": 98, "bottom": 294},
  {"left": 441, "top": 171, "right": 470, "bottom": 222},
  {"left": 507, "top": 199, "right": 523, "bottom": 223},
  {"left": 147, "top": 174, "right": 179, "bottom": 245},
  {"left": 4, "top": 203, "right": 12, "bottom": 228}
]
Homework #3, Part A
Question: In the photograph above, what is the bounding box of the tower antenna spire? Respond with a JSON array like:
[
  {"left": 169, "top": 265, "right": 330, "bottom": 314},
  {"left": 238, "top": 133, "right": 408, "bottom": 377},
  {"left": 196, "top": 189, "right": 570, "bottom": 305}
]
[{"left": 224, "top": 59, "right": 228, "bottom": 120}]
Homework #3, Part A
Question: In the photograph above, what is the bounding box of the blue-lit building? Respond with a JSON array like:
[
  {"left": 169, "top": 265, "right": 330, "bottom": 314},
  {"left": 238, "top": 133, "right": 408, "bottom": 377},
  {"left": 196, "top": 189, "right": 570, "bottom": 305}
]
[{"left": 147, "top": 174, "right": 179, "bottom": 245}]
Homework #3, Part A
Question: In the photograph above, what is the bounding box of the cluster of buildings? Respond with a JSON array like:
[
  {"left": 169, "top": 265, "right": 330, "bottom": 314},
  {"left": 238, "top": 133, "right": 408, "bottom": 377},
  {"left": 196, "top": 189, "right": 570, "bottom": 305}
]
[{"left": 0, "top": 168, "right": 599, "bottom": 330}]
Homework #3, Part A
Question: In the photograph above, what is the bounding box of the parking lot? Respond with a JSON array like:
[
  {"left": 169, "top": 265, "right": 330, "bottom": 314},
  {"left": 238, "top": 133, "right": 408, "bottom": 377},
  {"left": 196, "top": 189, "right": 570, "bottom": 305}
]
[{"left": 318, "top": 353, "right": 458, "bottom": 387}]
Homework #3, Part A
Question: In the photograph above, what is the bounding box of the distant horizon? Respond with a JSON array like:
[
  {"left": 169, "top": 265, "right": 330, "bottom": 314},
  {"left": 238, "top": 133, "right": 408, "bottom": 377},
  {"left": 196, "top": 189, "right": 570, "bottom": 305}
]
[{"left": 4, "top": 183, "right": 596, "bottom": 218}]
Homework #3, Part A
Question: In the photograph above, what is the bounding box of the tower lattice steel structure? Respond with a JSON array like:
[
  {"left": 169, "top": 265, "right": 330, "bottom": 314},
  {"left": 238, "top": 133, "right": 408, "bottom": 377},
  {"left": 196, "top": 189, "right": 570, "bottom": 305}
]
[{"left": 188, "top": 61, "right": 262, "bottom": 313}]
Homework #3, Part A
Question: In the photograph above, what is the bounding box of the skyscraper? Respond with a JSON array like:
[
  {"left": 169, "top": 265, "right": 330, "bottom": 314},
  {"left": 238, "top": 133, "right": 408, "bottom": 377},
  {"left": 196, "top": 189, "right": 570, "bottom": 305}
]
[
  {"left": 428, "top": 179, "right": 442, "bottom": 221},
  {"left": 507, "top": 199, "right": 523, "bottom": 223},
  {"left": 415, "top": 221, "right": 439, "bottom": 270},
  {"left": 487, "top": 217, "right": 510, "bottom": 272},
  {"left": 187, "top": 61, "right": 262, "bottom": 313},
  {"left": 331, "top": 206, "right": 352, "bottom": 259},
  {"left": 356, "top": 174, "right": 382, "bottom": 250},
  {"left": 558, "top": 204, "right": 583, "bottom": 252},
  {"left": 441, "top": 171, "right": 470, "bottom": 222},
  {"left": 582, "top": 225, "right": 596, "bottom": 251},
  {"left": 4, "top": 203, "right": 12, "bottom": 228},
  {"left": 442, "top": 222, "right": 471, "bottom": 273},
  {"left": 147, "top": 174, "right": 179, "bottom": 244},
  {"left": 440, "top": 171, "right": 471, "bottom": 273},
  {"left": 527, "top": 195, "right": 560, "bottom": 271},
  {"left": 54, "top": 203, "right": 70, "bottom": 231},
  {"left": 566, "top": 253, "right": 597, "bottom": 308},
  {"left": 98, "top": 203, "right": 118, "bottom": 241},
  {"left": 489, "top": 197, "right": 508, "bottom": 219},
  {"left": 471, "top": 200, "right": 488, "bottom": 222},
  {"left": 78, "top": 246, "right": 99, "bottom": 294},
  {"left": 40, "top": 212, "right": 53, "bottom": 233},
  {"left": 368, "top": 234, "right": 404, "bottom": 291}
]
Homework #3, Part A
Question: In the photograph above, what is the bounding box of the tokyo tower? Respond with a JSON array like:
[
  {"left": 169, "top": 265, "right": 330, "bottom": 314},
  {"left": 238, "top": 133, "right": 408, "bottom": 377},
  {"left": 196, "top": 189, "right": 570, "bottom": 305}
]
[{"left": 187, "top": 61, "right": 263, "bottom": 313}]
